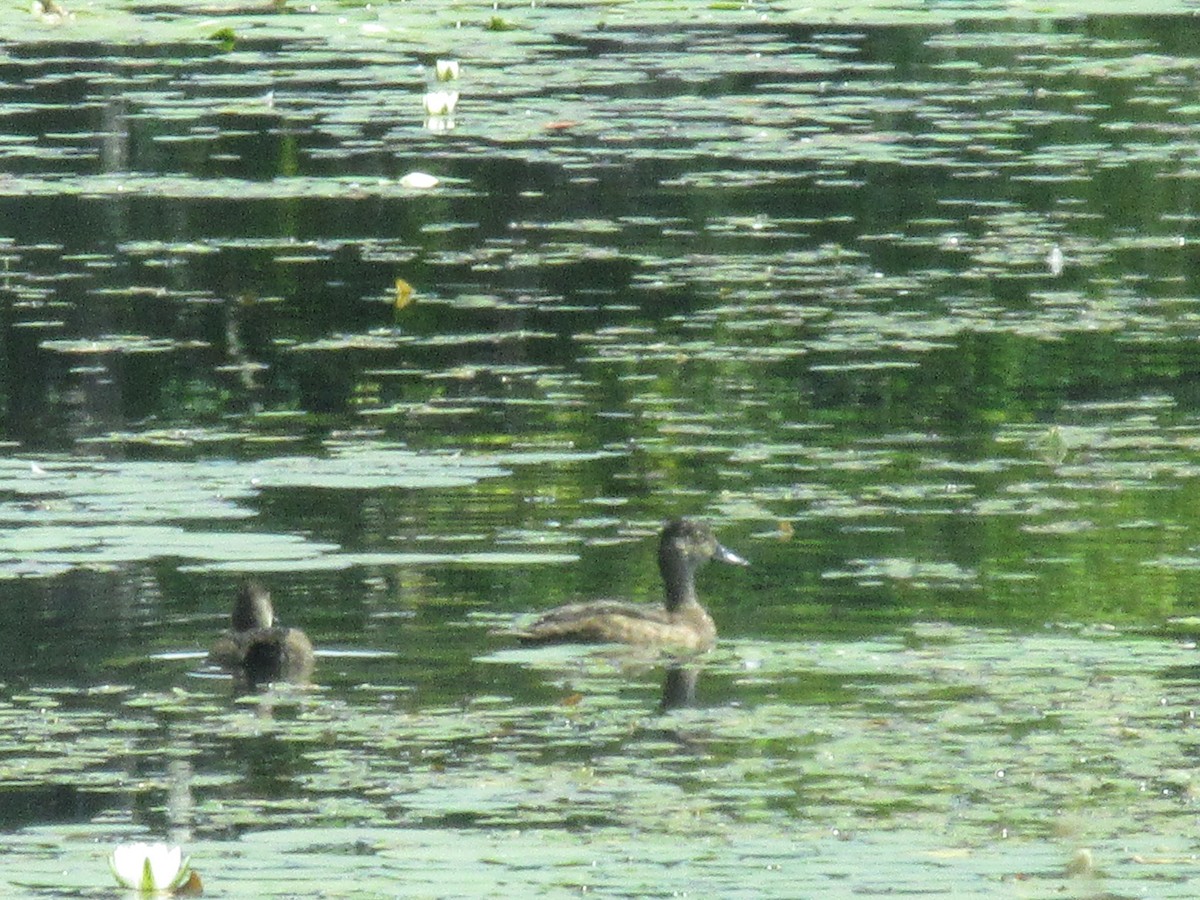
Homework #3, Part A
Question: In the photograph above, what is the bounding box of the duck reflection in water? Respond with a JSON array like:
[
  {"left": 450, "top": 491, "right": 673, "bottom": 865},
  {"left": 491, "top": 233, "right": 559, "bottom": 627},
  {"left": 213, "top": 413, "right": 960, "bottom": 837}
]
[
  {"left": 208, "top": 582, "right": 315, "bottom": 689},
  {"left": 513, "top": 519, "right": 748, "bottom": 651},
  {"left": 659, "top": 664, "right": 701, "bottom": 712}
]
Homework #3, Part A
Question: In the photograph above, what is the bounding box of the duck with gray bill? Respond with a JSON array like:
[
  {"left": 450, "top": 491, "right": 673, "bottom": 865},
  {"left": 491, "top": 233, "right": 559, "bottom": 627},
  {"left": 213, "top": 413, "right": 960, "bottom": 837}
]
[
  {"left": 513, "top": 518, "right": 748, "bottom": 651},
  {"left": 208, "top": 581, "right": 315, "bottom": 687}
]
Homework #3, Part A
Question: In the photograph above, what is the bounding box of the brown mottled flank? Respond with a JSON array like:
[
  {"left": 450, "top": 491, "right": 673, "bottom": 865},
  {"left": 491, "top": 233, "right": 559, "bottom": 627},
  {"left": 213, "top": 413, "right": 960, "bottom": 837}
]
[
  {"left": 208, "top": 582, "right": 315, "bottom": 687},
  {"left": 519, "top": 599, "right": 717, "bottom": 650},
  {"left": 514, "top": 519, "right": 747, "bottom": 650}
]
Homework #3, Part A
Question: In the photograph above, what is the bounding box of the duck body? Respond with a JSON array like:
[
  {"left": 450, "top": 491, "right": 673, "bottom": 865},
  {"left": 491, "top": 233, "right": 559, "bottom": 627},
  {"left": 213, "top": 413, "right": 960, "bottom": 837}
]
[
  {"left": 518, "top": 598, "right": 717, "bottom": 651},
  {"left": 208, "top": 582, "right": 315, "bottom": 687},
  {"left": 515, "top": 519, "right": 747, "bottom": 651}
]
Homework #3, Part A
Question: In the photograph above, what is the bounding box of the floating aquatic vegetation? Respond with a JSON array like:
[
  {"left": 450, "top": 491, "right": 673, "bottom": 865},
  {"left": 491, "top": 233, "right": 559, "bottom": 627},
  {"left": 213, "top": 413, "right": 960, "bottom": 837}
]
[
  {"left": 2, "top": 7, "right": 1200, "bottom": 898},
  {"left": 39, "top": 336, "right": 205, "bottom": 355}
]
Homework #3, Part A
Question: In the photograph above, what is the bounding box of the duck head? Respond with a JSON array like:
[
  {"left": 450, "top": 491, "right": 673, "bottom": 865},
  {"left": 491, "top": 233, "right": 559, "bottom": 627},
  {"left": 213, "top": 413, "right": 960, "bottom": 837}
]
[
  {"left": 232, "top": 581, "right": 275, "bottom": 631},
  {"left": 658, "top": 519, "right": 747, "bottom": 610}
]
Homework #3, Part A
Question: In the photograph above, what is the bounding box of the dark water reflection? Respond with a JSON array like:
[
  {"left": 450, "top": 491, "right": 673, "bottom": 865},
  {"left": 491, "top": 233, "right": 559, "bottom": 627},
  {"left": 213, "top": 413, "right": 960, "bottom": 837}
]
[
  {"left": 2, "top": 5, "right": 1200, "bottom": 896},
  {"left": 658, "top": 665, "right": 699, "bottom": 712}
]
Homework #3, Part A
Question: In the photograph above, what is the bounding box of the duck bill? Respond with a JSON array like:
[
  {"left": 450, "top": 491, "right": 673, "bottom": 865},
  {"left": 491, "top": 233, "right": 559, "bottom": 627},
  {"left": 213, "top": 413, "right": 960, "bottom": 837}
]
[{"left": 714, "top": 543, "right": 749, "bottom": 566}]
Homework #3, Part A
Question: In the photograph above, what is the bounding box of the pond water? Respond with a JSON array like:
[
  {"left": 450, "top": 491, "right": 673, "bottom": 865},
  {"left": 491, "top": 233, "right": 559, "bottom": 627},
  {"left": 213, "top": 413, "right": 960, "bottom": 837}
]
[{"left": 2, "top": 0, "right": 1200, "bottom": 896}]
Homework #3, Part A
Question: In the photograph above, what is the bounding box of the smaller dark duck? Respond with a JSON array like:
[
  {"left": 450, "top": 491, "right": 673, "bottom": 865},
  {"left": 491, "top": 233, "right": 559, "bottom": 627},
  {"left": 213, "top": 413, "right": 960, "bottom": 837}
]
[
  {"left": 514, "top": 518, "right": 748, "bottom": 651},
  {"left": 208, "top": 582, "right": 315, "bottom": 687}
]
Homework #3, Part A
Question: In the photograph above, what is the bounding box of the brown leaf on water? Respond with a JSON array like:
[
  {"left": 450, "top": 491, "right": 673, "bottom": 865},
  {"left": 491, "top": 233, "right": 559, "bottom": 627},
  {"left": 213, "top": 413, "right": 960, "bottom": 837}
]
[
  {"left": 777, "top": 520, "right": 794, "bottom": 541},
  {"left": 394, "top": 278, "right": 414, "bottom": 312},
  {"left": 560, "top": 692, "right": 584, "bottom": 707},
  {"left": 176, "top": 869, "right": 204, "bottom": 895}
]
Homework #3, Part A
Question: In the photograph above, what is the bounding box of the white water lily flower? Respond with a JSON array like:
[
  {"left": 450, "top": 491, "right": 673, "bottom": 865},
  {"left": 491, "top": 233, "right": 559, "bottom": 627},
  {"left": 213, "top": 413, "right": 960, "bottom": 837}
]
[
  {"left": 435, "top": 59, "right": 460, "bottom": 81},
  {"left": 422, "top": 90, "right": 459, "bottom": 117},
  {"left": 399, "top": 172, "right": 439, "bottom": 189},
  {"left": 108, "top": 842, "right": 191, "bottom": 894}
]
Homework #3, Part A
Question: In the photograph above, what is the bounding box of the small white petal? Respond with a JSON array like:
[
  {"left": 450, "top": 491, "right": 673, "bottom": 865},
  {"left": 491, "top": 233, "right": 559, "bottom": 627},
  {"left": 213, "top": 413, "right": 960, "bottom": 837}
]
[
  {"left": 435, "top": 59, "right": 460, "bottom": 81},
  {"left": 1046, "top": 245, "right": 1065, "bottom": 276},
  {"left": 400, "top": 172, "right": 439, "bottom": 189}
]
